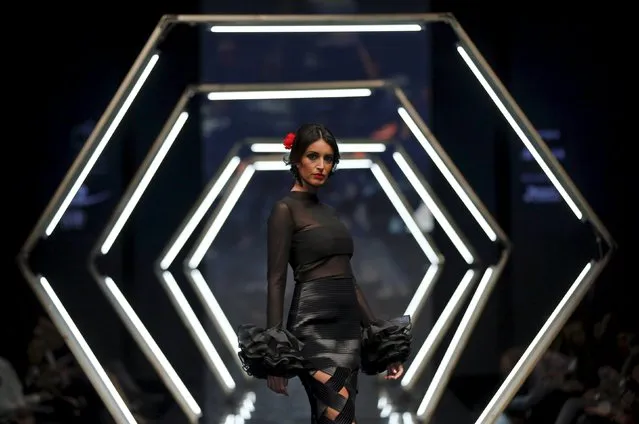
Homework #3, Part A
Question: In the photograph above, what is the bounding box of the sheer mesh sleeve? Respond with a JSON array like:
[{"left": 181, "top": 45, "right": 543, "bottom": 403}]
[
  {"left": 354, "top": 277, "right": 375, "bottom": 326},
  {"left": 266, "top": 201, "right": 294, "bottom": 328}
]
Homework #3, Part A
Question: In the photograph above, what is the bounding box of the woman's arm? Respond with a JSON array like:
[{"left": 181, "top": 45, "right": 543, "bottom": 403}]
[
  {"left": 266, "top": 202, "right": 294, "bottom": 328},
  {"left": 354, "top": 278, "right": 375, "bottom": 326}
]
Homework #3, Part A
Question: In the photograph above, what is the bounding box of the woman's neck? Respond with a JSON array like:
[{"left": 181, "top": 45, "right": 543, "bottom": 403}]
[{"left": 291, "top": 181, "right": 318, "bottom": 194}]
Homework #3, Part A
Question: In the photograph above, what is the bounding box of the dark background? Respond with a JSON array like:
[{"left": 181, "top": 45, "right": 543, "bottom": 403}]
[{"left": 3, "top": 0, "right": 631, "bottom": 422}]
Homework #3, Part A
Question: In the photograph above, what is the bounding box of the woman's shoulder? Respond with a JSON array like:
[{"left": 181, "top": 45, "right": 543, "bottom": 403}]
[{"left": 268, "top": 197, "right": 294, "bottom": 218}]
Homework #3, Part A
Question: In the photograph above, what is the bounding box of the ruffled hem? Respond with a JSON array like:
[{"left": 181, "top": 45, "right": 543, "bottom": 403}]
[
  {"left": 237, "top": 324, "right": 307, "bottom": 379},
  {"left": 360, "top": 315, "right": 413, "bottom": 375}
]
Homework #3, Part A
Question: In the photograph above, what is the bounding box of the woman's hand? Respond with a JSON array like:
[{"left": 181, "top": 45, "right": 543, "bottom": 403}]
[
  {"left": 267, "top": 376, "right": 289, "bottom": 396},
  {"left": 385, "top": 362, "right": 404, "bottom": 380}
]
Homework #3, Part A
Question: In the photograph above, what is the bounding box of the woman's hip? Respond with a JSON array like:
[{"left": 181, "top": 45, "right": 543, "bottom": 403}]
[{"left": 287, "top": 277, "right": 361, "bottom": 338}]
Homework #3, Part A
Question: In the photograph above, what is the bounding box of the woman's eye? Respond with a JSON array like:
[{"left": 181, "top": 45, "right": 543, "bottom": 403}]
[
  {"left": 324, "top": 156, "right": 334, "bottom": 163},
  {"left": 307, "top": 153, "right": 319, "bottom": 160}
]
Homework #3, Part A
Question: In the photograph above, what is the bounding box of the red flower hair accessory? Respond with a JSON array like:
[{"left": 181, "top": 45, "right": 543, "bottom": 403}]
[{"left": 283, "top": 132, "right": 296, "bottom": 150}]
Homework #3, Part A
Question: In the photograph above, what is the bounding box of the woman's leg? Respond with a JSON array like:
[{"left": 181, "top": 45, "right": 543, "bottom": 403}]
[{"left": 300, "top": 367, "right": 358, "bottom": 424}]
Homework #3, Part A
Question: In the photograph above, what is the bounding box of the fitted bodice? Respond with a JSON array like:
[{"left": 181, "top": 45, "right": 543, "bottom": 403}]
[
  {"left": 266, "top": 191, "right": 374, "bottom": 327},
  {"left": 283, "top": 191, "right": 354, "bottom": 282}
]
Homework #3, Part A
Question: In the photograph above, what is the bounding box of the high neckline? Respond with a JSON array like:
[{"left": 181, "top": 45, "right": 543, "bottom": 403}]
[{"left": 288, "top": 191, "right": 319, "bottom": 203}]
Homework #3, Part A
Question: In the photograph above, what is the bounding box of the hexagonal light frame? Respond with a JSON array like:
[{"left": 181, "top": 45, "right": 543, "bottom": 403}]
[
  {"left": 149, "top": 80, "right": 491, "bottom": 403},
  {"left": 17, "top": 13, "right": 615, "bottom": 424}
]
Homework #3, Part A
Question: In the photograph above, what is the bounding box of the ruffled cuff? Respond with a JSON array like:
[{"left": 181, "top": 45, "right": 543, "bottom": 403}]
[
  {"left": 237, "top": 324, "right": 306, "bottom": 379},
  {"left": 360, "top": 315, "right": 412, "bottom": 375}
]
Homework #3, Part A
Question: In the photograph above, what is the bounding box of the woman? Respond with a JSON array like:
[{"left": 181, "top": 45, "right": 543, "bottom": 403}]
[{"left": 237, "top": 123, "right": 412, "bottom": 423}]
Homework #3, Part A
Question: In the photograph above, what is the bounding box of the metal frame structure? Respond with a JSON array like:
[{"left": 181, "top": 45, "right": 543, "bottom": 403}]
[
  {"left": 146, "top": 80, "right": 492, "bottom": 408},
  {"left": 17, "top": 13, "right": 615, "bottom": 424}
]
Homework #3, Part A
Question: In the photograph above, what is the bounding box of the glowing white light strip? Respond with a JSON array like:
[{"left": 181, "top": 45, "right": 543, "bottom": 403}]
[
  {"left": 402, "top": 269, "right": 476, "bottom": 387},
  {"left": 475, "top": 262, "right": 592, "bottom": 424},
  {"left": 103, "top": 277, "right": 201, "bottom": 419},
  {"left": 39, "top": 276, "right": 138, "bottom": 424},
  {"left": 397, "top": 107, "right": 498, "bottom": 241},
  {"left": 101, "top": 111, "right": 189, "bottom": 254},
  {"left": 160, "top": 271, "right": 236, "bottom": 392},
  {"left": 456, "top": 45, "right": 582, "bottom": 220},
  {"left": 210, "top": 24, "right": 423, "bottom": 33},
  {"left": 393, "top": 152, "right": 475, "bottom": 264},
  {"left": 416, "top": 268, "right": 494, "bottom": 417},
  {"left": 159, "top": 156, "right": 241, "bottom": 270},
  {"left": 403, "top": 265, "right": 439, "bottom": 319},
  {"left": 45, "top": 54, "right": 160, "bottom": 237},
  {"left": 188, "top": 268, "right": 244, "bottom": 370},
  {"left": 223, "top": 391, "right": 256, "bottom": 423},
  {"left": 370, "top": 164, "right": 440, "bottom": 264},
  {"left": 208, "top": 88, "right": 372, "bottom": 101},
  {"left": 378, "top": 392, "right": 416, "bottom": 424},
  {"left": 188, "top": 165, "right": 257, "bottom": 269},
  {"left": 250, "top": 143, "right": 387, "bottom": 154}
]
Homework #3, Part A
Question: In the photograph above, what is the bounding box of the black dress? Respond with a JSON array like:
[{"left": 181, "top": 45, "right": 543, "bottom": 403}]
[{"left": 237, "top": 191, "right": 412, "bottom": 423}]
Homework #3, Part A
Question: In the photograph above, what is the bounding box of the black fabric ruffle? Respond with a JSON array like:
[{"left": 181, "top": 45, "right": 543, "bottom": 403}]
[
  {"left": 360, "top": 315, "right": 412, "bottom": 375},
  {"left": 237, "top": 324, "right": 307, "bottom": 379}
]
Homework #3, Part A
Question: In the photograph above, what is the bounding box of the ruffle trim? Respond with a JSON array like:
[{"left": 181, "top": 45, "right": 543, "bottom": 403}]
[
  {"left": 360, "top": 315, "right": 413, "bottom": 375},
  {"left": 237, "top": 324, "right": 307, "bottom": 379}
]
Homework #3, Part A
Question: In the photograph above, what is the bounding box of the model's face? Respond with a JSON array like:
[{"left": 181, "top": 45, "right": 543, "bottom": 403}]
[{"left": 296, "top": 139, "right": 335, "bottom": 188}]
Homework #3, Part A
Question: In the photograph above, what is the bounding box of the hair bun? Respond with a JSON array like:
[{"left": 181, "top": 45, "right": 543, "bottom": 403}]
[{"left": 283, "top": 132, "right": 296, "bottom": 150}]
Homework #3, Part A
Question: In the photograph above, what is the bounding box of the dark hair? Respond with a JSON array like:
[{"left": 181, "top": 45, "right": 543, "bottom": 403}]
[{"left": 284, "top": 123, "right": 341, "bottom": 182}]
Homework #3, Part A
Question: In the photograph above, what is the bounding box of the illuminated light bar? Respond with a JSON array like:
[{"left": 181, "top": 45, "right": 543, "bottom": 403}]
[
  {"left": 396, "top": 106, "right": 498, "bottom": 242},
  {"left": 370, "top": 163, "right": 441, "bottom": 265},
  {"left": 185, "top": 157, "right": 443, "bottom": 361},
  {"left": 446, "top": 24, "right": 612, "bottom": 422},
  {"left": 378, "top": 390, "right": 416, "bottom": 423},
  {"left": 159, "top": 271, "right": 236, "bottom": 393},
  {"left": 19, "top": 44, "right": 169, "bottom": 423},
  {"left": 38, "top": 275, "right": 137, "bottom": 424},
  {"left": 102, "top": 100, "right": 241, "bottom": 393},
  {"left": 395, "top": 88, "right": 510, "bottom": 415},
  {"left": 101, "top": 276, "right": 201, "bottom": 420},
  {"left": 45, "top": 54, "right": 159, "bottom": 237},
  {"left": 250, "top": 143, "right": 387, "bottom": 154},
  {"left": 392, "top": 145, "right": 484, "bottom": 388},
  {"left": 475, "top": 262, "right": 595, "bottom": 424},
  {"left": 210, "top": 24, "right": 423, "bottom": 33},
  {"left": 456, "top": 45, "right": 582, "bottom": 220},
  {"left": 416, "top": 267, "right": 495, "bottom": 419},
  {"left": 207, "top": 88, "right": 372, "bottom": 101},
  {"left": 184, "top": 267, "right": 246, "bottom": 378},
  {"left": 101, "top": 111, "right": 189, "bottom": 254},
  {"left": 403, "top": 264, "right": 440, "bottom": 320},
  {"left": 223, "top": 391, "right": 256, "bottom": 423},
  {"left": 158, "top": 156, "right": 242, "bottom": 270},
  {"left": 86, "top": 95, "right": 201, "bottom": 421},
  {"left": 402, "top": 269, "right": 477, "bottom": 388},
  {"left": 393, "top": 151, "right": 475, "bottom": 264},
  {"left": 154, "top": 153, "right": 243, "bottom": 392}
]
